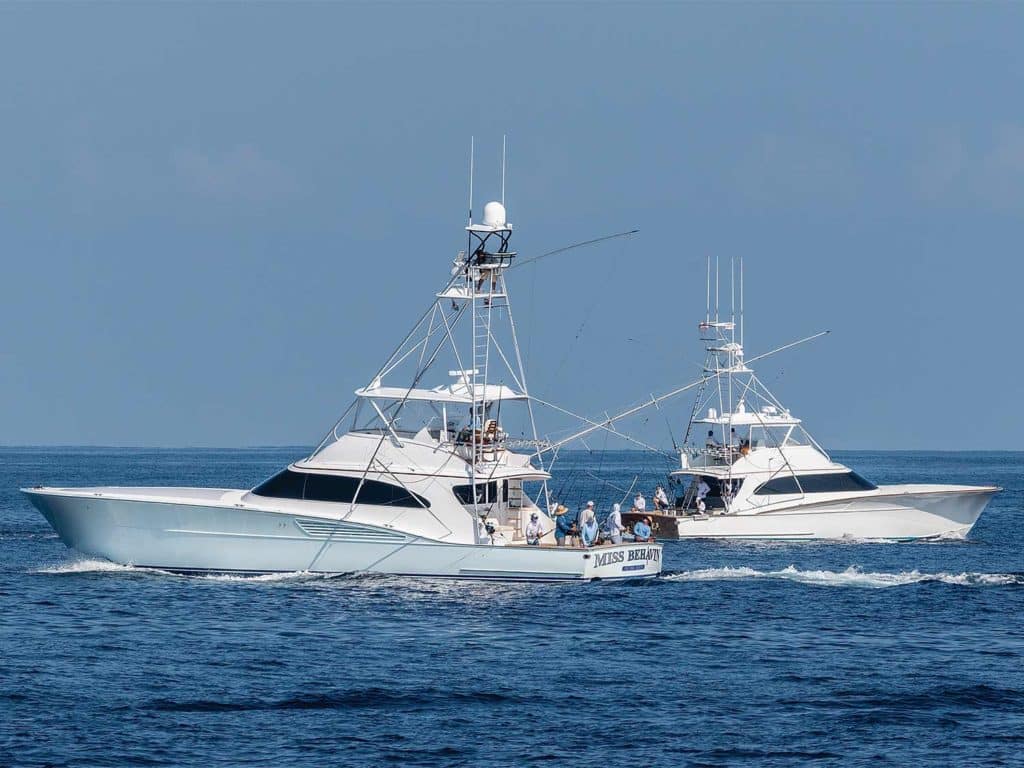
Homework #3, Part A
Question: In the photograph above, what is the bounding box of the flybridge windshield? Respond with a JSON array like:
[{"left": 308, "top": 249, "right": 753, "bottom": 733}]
[
  {"left": 352, "top": 400, "right": 448, "bottom": 438},
  {"left": 350, "top": 398, "right": 532, "bottom": 445}
]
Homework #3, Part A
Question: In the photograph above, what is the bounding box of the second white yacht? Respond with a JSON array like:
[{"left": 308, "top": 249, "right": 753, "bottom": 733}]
[{"left": 623, "top": 257, "right": 998, "bottom": 541}]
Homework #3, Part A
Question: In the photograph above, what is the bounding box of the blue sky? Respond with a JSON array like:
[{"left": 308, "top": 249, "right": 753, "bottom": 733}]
[{"left": 1, "top": 2, "right": 1021, "bottom": 449}]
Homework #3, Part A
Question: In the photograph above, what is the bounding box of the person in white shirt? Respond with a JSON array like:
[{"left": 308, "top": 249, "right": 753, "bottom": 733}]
[
  {"left": 653, "top": 485, "right": 670, "bottom": 511},
  {"left": 604, "top": 503, "right": 625, "bottom": 544},
  {"left": 633, "top": 493, "right": 646, "bottom": 513},
  {"left": 696, "top": 479, "right": 711, "bottom": 512},
  {"left": 525, "top": 512, "right": 544, "bottom": 545}
]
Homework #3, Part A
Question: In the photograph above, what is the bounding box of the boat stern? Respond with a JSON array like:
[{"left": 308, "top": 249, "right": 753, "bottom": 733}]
[{"left": 583, "top": 542, "right": 663, "bottom": 579}]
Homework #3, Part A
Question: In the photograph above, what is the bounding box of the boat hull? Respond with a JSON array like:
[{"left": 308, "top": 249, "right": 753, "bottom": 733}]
[
  {"left": 24, "top": 489, "right": 661, "bottom": 581},
  {"left": 624, "top": 486, "right": 998, "bottom": 541}
]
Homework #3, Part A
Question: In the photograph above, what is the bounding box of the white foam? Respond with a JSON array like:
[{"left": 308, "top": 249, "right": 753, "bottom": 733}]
[
  {"left": 663, "top": 565, "right": 1024, "bottom": 588},
  {"left": 34, "top": 558, "right": 322, "bottom": 582},
  {"left": 35, "top": 558, "right": 142, "bottom": 575},
  {"left": 196, "top": 571, "right": 323, "bottom": 583}
]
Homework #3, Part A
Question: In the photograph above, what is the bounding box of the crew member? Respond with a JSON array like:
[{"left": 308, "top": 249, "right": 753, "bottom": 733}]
[
  {"left": 633, "top": 492, "right": 646, "bottom": 513},
  {"left": 553, "top": 505, "right": 576, "bottom": 547},
  {"left": 633, "top": 516, "right": 655, "bottom": 542},
  {"left": 696, "top": 478, "right": 711, "bottom": 512},
  {"left": 525, "top": 512, "right": 544, "bottom": 545},
  {"left": 580, "top": 510, "right": 600, "bottom": 548},
  {"left": 604, "top": 502, "right": 625, "bottom": 545},
  {"left": 653, "top": 485, "right": 670, "bottom": 511}
]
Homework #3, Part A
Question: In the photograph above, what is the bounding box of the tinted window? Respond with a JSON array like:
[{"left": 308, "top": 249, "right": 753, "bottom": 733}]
[
  {"left": 452, "top": 480, "right": 507, "bottom": 505},
  {"left": 754, "top": 472, "right": 877, "bottom": 495},
  {"left": 252, "top": 469, "right": 429, "bottom": 508},
  {"left": 252, "top": 469, "right": 306, "bottom": 499}
]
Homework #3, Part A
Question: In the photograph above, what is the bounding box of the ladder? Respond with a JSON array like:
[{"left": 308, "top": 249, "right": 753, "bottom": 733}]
[{"left": 471, "top": 283, "right": 494, "bottom": 417}]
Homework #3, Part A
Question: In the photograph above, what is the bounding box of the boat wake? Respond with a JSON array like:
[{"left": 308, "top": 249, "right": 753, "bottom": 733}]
[
  {"left": 33, "top": 558, "right": 330, "bottom": 582},
  {"left": 662, "top": 565, "right": 1024, "bottom": 588}
]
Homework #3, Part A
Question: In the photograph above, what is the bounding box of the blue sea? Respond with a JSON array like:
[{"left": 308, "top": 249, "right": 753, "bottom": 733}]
[{"left": 2, "top": 448, "right": 1022, "bottom": 767}]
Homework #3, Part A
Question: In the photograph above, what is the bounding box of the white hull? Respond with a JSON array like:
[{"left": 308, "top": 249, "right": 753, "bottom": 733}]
[
  {"left": 670, "top": 485, "right": 997, "bottom": 541},
  {"left": 24, "top": 489, "right": 661, "bottom": 581}
]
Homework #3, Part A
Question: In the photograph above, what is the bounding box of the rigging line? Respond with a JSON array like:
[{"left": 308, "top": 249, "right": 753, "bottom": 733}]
[
  {"left": 548, "top": 237, "right": 624, "bottom": 386},
  {"left": 586, "top": 415, "right": 612, "bottom": 511},
  {"left": 540, "top": 330, "right": 830, "bottom": 455},
  {"left": 310, "top": 269, "right": 464, "bottom": 458},
  {"left": 306, "top": 301, "right": 470, "bottom": 572},
  {"left": 530, "top": 394, "right": 676, "bottom": 458},
  {"left": 507, "top": 229, "right": 639, "bottom": 272},
  {"left": 501, "top": 268, "right": 552, "bottom": 512},
  {"left": 618, "top": 475, "right": 639, "bottom": 508},
  {"left": 524, "top": 260, "right": 537, "bottom": 374},
  {"left": 553, "top": 462, "right": 576, "bottom": 502},
  {"left": 652, "top": 393, "right": 679, "bottom": 457},
  {"left": 582, "top": 470, "right": 632, "bottom": 496}
]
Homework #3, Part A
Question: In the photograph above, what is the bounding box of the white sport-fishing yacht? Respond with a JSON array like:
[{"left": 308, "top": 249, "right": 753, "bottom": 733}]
[
  {"left": 24, "top": 186, "right": 661, "bottom": 580},
  {"left": 624, "top": 257, "right": 999, "bottom": 541}
]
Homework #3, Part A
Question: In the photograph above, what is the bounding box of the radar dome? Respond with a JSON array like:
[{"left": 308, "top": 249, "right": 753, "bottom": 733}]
[{"left": 482, "top": 201, "right": 507, "bottom": 227}]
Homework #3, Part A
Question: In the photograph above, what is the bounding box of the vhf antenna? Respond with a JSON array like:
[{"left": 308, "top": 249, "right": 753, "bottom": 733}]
[
  {"left": 468, "top": 136, "right": 475, "bottom": 226},
  {"left": 501, "top": 134, "right": 507, "bottom": 207}
]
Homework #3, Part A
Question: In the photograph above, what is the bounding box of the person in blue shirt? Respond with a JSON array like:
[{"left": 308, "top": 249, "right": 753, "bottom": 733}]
[
  {"left": 553, "top": 504, "right": 576, "bottom": 547},
  {"left": 580, "top": 508, "right": 600, "bottom": 548},
  {"left": 633, "top": 516, "right": 654, "bottom": 542}
]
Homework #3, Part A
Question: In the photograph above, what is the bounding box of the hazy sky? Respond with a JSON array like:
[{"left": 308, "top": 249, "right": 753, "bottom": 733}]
[{"left": 2, "top": 2, "right": 1022, "bottom": 449}]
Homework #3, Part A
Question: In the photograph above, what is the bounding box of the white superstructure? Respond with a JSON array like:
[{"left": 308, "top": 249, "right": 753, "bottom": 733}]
[
  {"left": 24, "top": 178, "right": 661, "bottom": 580},
  {"left": 637, "top": 257, "right": 998, "bottom": 541}
]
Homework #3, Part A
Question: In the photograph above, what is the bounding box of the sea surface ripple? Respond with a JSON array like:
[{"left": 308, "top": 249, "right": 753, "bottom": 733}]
[{"left": 1, "top": 448, "right": 1022, "bottom": 767}]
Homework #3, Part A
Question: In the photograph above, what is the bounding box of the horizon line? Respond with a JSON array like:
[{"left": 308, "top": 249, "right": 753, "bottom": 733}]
[{"left": 0, "top": 444, "right": 1019, "bottom": 454}]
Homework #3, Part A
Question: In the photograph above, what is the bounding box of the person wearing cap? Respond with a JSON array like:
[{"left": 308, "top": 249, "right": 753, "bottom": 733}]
[
  {"left": 525, "top": 512, "right": 544, "bottom": 545},
  {"left": 553, "top": 504, "right": 576, "bottom": 547},
  {"left": 579, "top": 508, "right": 600, "bottom": 548},
  {"left": 603, "top": 502, "right": 625, "bottom": 544},
  {"left": 633, "top": 516, "right": 655, "bottom": 542}
]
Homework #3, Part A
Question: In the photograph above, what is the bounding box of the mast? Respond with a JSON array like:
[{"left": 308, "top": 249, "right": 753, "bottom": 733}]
[{"left": 679, "top": 254, "right": 831, "bottom": 480}]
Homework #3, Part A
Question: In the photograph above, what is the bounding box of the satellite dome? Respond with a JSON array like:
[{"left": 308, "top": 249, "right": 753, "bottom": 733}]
[{"left": 482, "top": 201, "right": 507, "bottom": 227}]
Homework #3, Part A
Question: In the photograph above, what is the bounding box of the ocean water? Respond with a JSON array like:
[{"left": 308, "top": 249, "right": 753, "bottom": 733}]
[{"left": 1, "top": 448, "right": 1022, "bottom": 767}]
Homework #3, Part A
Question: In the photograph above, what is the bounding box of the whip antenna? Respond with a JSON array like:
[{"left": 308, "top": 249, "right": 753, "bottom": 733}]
[{"left": 468, "top": 136, "right": 475, "bottom": 226}]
